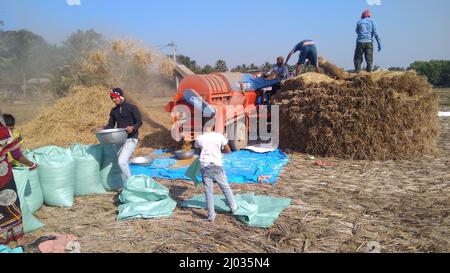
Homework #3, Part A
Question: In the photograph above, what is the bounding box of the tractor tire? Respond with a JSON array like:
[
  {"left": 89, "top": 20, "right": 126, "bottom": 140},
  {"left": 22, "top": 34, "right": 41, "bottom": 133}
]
[{"left": 228, "top": 117, "right": 248, "bottom": 151}]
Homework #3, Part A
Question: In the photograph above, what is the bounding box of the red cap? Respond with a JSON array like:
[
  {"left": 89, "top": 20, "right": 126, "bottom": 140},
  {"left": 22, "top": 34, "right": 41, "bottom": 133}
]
[{"left": 362, "top": 9, "right": 372, "bottom": 19}]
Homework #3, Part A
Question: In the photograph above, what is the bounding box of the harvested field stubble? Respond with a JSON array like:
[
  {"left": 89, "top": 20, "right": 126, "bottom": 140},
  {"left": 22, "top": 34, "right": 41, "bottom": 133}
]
[
  {"left": 274, "top": 71, "right": 439, "bottom": 160},
  {"left": 22, "top": 126, "right": 450, "bottom": 253}
]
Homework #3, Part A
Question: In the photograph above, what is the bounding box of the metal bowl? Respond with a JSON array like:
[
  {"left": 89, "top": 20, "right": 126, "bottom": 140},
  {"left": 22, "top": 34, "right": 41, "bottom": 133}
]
[
  {"left": 130, "top": 156, "right": 153, "bottom": 166},
  {"left": 96, "top": 128, "right": 128, "bottom": 144},
  {"left": 174, "top": 150, "right": 195, "bottom": 160}
]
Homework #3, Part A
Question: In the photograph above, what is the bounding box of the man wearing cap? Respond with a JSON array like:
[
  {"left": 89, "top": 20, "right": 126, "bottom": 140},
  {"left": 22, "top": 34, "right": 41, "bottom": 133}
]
[
  {"left": 266, "top": 56, "right": 289, "bottom": 81},
  {"left": 354, "top": 9, "right": 382, "bottom": 73},
  {"left": 285, "top": 40, "right": 320, "bottom": 76},
  {"left": 97, "top": 88, "right": 143, "bottom": 181}
]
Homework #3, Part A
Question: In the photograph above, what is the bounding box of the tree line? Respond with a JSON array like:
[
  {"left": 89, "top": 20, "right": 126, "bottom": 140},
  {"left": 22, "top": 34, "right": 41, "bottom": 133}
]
[
  {"left": 407, "top": 61, "right": 450, "bottom": 87},
  {"left": 1, "top": 22, "right": 449, "bottom": 99},
  {"left": 175, "top": 55, "right": 300, "bottom": 74},
  {"left": 0, "top": 25, "right": 108, "bottom": 97},
  {"left": 0, "top": 25, "right": 172, "bottom": 98}
]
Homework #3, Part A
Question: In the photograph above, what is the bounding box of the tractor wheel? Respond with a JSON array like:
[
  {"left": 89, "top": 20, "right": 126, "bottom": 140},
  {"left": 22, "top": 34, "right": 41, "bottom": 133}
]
[{"left": 228, "top": 117, "right": 248, "bottom": 151}]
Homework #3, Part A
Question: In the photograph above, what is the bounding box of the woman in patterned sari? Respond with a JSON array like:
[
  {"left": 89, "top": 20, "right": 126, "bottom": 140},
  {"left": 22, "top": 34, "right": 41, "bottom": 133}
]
[{"left": 0, "top": 122, "right": 25, "bottom": 244}]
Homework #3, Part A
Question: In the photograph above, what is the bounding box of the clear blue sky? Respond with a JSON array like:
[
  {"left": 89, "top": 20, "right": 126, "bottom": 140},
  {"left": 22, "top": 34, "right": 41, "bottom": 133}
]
[{"left": 1, "top": 0, "right": 450, "bottom": 69}]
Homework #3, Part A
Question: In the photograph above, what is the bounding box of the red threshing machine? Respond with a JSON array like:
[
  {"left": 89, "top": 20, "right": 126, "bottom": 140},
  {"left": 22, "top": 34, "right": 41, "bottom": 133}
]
[{"left": 165, "top": 65, "right": 280, "bottom": 151}]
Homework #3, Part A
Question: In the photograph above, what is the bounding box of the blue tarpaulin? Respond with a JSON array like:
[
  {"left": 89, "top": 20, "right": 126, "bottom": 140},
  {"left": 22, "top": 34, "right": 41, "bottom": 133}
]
[
  {"left": 0, "top": 245, "right": 23, "bottom": 253},
  {"left": 130, "top": 149, "right": 289, "bottom": 184}
]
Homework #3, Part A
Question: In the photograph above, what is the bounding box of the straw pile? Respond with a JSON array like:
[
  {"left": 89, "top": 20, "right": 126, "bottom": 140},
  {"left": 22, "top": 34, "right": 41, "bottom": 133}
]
[
  {"left": 61, "top": 39, "right": 175, "bottom": 98},
  {"left": 19, "top": 85, "right": 177, "bottom": 150},
  {"left": 274, "top": 71, "right": 439, "bottom": 160},
  {"left": 17, "top": 40, "right": 179, "bottom": 150}
]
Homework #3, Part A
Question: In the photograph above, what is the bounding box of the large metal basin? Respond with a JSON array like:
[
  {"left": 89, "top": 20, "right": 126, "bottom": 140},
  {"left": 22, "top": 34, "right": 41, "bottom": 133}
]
[
  {"left": 96, "top": 128, "right": 128, "bottom": 144},
  {"left": 130, "top": 156, "right": 153, "bottom": 166},
  {"left": 174, "top": 150, "right": 195, "bottom": 160}
]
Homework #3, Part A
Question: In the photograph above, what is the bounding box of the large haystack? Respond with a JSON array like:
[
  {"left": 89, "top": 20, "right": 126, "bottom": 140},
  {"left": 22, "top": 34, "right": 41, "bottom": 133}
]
[
  {"left": 274, "top": 71, "right": 439, "bottom": 160},
  {"left": 18, "top": 40, "right": 178, "bottom": 151},
  {"left": 19, "top": 85, "right": 176, "bottom": 151}
]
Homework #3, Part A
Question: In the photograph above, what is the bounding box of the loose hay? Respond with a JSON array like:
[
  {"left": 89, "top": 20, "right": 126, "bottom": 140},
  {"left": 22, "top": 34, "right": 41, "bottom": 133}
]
[
  {"left": 318, "top": 57, "right": 350, "bottom": 80},
  {"left": 19, "top": 85, "right": 177, "bottom": 150},
  {"left": 274, "top": 71, "right": 440, "bottom": 160}
]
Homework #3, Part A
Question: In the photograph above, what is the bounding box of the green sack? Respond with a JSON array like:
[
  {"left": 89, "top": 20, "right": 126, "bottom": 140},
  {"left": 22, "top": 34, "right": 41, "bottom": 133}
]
[
  {"left": 119, "top": 175, "right": 170, "bottom": 203},
  {"left": 182, "top": 193, "right": 291, "bottom": 228},
  {"left": 33, "top": 146, "right": 75, "bottom": 207},
  {"left": 12, "top": 167, "right": 45, "bottom": 233},
  {"left": 117, "top": 198, "right": 177, "bottom": 221},
  {"left": 100, "top": 144, "right": 123, "bottom": 192},
  {"left": 23, "top": 166, "right": 43, "bottom": 214},
  {"left": 18, "top": 151, "right": 43, "bottom": 213},
  {"left": 70, "top": 144, "right": 106, "bottom": 196},
  {"left": 117, "top": 175, "right": 177, "bottom": 220}
]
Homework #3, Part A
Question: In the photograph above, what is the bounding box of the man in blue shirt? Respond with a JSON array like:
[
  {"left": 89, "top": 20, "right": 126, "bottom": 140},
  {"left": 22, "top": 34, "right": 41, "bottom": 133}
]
[
  {"left": 354, "top": 9, "right": 382, "bottom": 72},
  {"left": 285, "top": 40, "right": 320, "bottom": 76},
  {"left": 266, "top": 56, "right": 289, "bottom": 81},
  {"left": 260, "top": 56, "right": 289, "bottom": 104}
]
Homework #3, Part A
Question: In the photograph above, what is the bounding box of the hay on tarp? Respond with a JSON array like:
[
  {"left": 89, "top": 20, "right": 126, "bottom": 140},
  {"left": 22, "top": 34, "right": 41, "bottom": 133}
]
[{"left": 273, "top": 71, "right": 439, "bottom": 160}]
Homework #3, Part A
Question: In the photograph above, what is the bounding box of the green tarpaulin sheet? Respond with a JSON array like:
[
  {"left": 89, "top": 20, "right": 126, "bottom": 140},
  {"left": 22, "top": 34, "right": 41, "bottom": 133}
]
[
  {"left": 182, "top": 193, "right": 291, "bottom": 228},
  {"left": 117, "top": 198, "right": 177, "bottom": 221},
  {"left": 117, "top": 175, "right": 176, "bottom": 221}
]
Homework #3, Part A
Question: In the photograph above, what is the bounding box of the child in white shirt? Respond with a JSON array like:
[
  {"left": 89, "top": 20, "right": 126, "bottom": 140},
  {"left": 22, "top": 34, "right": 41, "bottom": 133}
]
[{"left": 194, "top": 117, "right": 238, "bottom": 222}]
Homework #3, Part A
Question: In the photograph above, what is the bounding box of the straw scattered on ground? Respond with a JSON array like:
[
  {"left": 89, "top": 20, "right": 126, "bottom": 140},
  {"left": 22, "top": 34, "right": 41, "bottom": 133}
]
[
  {"left": 16, "top": 97, "right": 449, "bottom": 253},
  {"left": 22, "top": 117, "right": 449, "bottom": 253}
]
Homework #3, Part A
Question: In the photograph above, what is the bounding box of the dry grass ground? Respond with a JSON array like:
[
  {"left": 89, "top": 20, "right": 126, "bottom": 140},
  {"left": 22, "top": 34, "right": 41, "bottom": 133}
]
[
  {"left": 0, "top": 100, "right": 54, "bottom": 126},
  {"left": 6, "top": 89, "right": 450, "bottom": 253}
]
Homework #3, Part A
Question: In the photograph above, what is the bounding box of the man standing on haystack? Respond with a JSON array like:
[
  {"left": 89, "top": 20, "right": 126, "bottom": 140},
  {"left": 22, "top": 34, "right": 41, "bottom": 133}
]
[
  {"left": 97, "top": 88, "right": 143, "bottom": 181},
  {"left": 354, "top": 9, "right": 382, "bottom": 73}
]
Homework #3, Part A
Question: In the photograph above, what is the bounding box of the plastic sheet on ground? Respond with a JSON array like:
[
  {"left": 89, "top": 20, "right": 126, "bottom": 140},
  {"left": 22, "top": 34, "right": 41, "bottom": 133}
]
[
  {"left": 182, "top": 193, "right": 291, "bottom": 228},
  {"left": 0, "top": 245, "right": 23, "bottom": 253},
  {"left": 130, "top": 149, "right": 289, "bottom": 184},
  {"left": 117, "top": 175, "right": 177, "bottom": 221}
]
